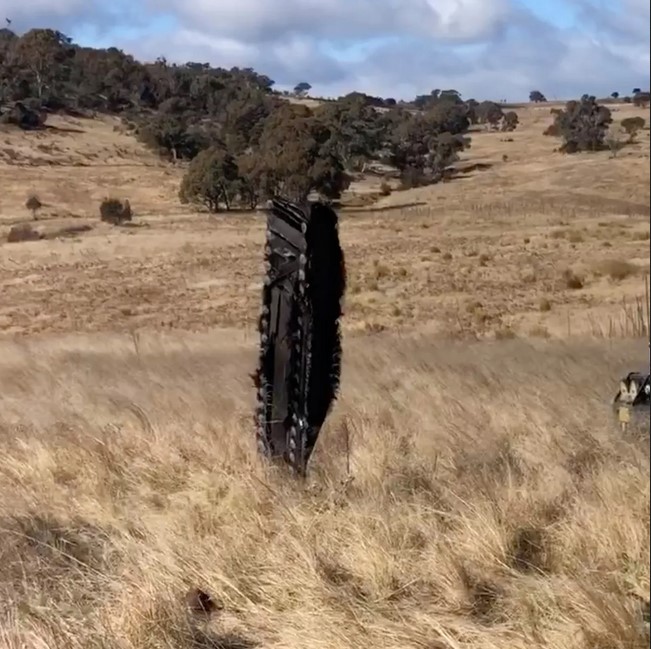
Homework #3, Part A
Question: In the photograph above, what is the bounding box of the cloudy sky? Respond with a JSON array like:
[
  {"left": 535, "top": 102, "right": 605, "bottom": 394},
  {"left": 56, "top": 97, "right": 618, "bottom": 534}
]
[{"left": 1, "top": 0, "right": 648, "bottom": 101}]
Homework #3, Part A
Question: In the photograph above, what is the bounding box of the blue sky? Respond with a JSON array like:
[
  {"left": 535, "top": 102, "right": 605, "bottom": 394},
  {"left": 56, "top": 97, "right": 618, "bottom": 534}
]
[
  {"left": 1, "top": 0, "right": 648, "bottom": 101},
  {"left": 519, "top": 0, "right": 578, "bottom": 27}
]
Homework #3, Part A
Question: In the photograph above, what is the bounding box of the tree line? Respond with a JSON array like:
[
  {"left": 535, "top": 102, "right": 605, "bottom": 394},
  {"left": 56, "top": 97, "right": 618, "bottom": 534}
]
[
  {"left": 0, "top": 28, "right": 646, "bottom": 212},
  {"left": 0, "top": 28, "right": 529, "bottom": 210}
]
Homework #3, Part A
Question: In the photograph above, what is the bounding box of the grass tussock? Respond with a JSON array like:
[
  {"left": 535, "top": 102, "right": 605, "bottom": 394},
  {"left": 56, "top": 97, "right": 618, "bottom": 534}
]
[
  {"left": 595, "top": 259, "right": 640, "bottom": 282},
  {"left": 562, "top": 268, "right": 585, "bottom": 290},
  {"left": 0, "top": 332, "right": 648, "bottom": 648}
]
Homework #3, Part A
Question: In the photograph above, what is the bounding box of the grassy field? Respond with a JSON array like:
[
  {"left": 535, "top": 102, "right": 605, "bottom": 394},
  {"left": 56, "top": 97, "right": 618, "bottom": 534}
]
[
  {"left": 0, "top": 102, "right": 649, "bottom": 339},
  {"left": 0, "top": 102, "right": 649, "bottom": 648}
]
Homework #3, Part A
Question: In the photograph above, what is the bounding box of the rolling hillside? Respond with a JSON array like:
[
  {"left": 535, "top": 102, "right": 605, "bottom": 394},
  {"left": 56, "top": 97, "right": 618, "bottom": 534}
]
[{"left": 0, "top": 98, "right": 649, "bottom": 649}]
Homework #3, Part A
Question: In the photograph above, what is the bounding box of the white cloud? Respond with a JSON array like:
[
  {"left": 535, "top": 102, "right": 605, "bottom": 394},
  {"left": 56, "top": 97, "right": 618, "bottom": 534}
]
[
  {"left": 128, "top": 0, "right": 651, "bottom": 100},
  {"left": 0, "top": 0, "right": 87, "bottom": 20},
  {"left": 575, "top": 0, "right": 650, "bottom": 41},
  {"left": 149, "top": 0, "right": 512, "bottom": 42},
  {"left": 1, "top": 0, "right": 649, "bottom": 101},
  {"left": 127, "top": 29, "right": 349, "bottom": 86}
]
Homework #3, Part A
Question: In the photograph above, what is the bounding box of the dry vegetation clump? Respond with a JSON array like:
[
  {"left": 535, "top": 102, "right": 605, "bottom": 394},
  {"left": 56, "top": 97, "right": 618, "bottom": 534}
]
[
  {"left": 621, "top": 116, "right": 646, "bottom": 142},
  {"left": 562, "top": 268, "right": 584, "bottom": 290},
  {"left": 6, "top": 222, "right": 42, "bottom": 243},
  {"left": 0, "top": 333, "right": 647, "bottom": 649},
  {"left": 25, "top": 194, "right": 42, "bottom": 220},
  {"left": 100, "top": 197, "right": 133, "bottom": 225},
  {"left": 595, "top": 259, "right": 640, "bottom": 281}
]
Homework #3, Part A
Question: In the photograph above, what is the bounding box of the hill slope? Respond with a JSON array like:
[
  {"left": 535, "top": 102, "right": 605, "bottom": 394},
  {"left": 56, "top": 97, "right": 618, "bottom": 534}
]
[
  {"left": 0, "top": 102, "right": 648, "bottom": 338},
  {"left": 0, "top": 99, "right": 649, "bottom": 649}
]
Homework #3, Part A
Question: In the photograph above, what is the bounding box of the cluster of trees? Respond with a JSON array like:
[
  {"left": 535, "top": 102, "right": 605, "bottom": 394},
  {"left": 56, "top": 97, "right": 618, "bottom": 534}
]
[
  {"left": 177, "top": 93, "right": 526, "bottom": 209},
  {"left": 1, "top": 28, "right": 507, "bottom": 210},
  {"left": 544, "top": 96, "right": 613, "bottom": 152},
  {"left": 609, "top": 89, "right": 649, "bottom": 106},
  {"left": 532, "top": 88, "right": 650, "bottom": 107},
  {"left": 178, "top": 96, "right": 475, "bottom": 209},
  {"left": 630, "top": 90, "right": 650, "bottom": 107},
  {"left": 4, "top": 28, "right": 645, "bottom": 211},
  {"left": 0, "top": 28, "right": 276, "bottom": 113},
  {"left": 544, "top": 94, "right": 647, "bottom": 153}
]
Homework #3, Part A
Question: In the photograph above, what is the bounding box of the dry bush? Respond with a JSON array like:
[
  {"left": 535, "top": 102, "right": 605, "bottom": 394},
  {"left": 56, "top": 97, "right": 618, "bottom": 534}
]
[
  {"left": 6, "top": 223, "right": 42, "bottom": 243},
  {"left": 596, "top": 259, "right": 640, "bottom": 281},
  {"left": 25, "top": 194, "right": 42, "bottom": 220},
  {"left": 562, "top": 268, "right": 584, "bottom": 290},
  {"left": 0, "top": 333, "right": 647, "bottom": 649},
  {"left": 100, "top": 197, "right": 133, "bottom": 225}
]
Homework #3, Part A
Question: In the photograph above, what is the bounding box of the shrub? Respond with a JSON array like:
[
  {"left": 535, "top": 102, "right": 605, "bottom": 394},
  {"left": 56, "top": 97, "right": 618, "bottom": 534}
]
[
  {"left": 100, "top": 198, "right": 132, "bottom": 225},
  {"left": 546, "top": 96, "right": 612, "bottom": 153},
  {"left": 25, "top": 194, "right": 42, "bottom": 220},
  {"left": 399, "top": 166, "right": 428, "bottom": 189},
  {"left": 7, "top": 223, "right": 42, "bottom": 243},
  {"left": 562, "top": 268, "right": 584, "bottom": 289},
  {"left": 501, "top": 111, "right": 519, "bottom": 132},
  {"left": 179, "top": 147, "right": 240, "bottom": 212},
  {"left": 620, "top": 116, "right": 646, "bottom": 142},
  {"left": 0, "top": 101, "right": 46, "bottom": 130},
  {"left": 539, "top": 297, "right": 552, "bottom": 312},
  {"left": 543, "top": 123, "right": 560, "bottom": 137},
  {"left": 606, "top": 135, "right": 625, "bottom": 157}
]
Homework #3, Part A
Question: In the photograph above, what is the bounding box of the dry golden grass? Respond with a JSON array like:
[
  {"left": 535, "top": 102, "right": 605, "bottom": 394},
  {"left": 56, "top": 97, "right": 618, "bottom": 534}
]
[
  {"left": 0, "top": 332, "right": 648, "bottom": 648},
  {"left": 0, "top": 101, "right": 649, "bottom": 648},
  {"left": 0, "top": 103, "right": 648, "bottom": 338}
]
